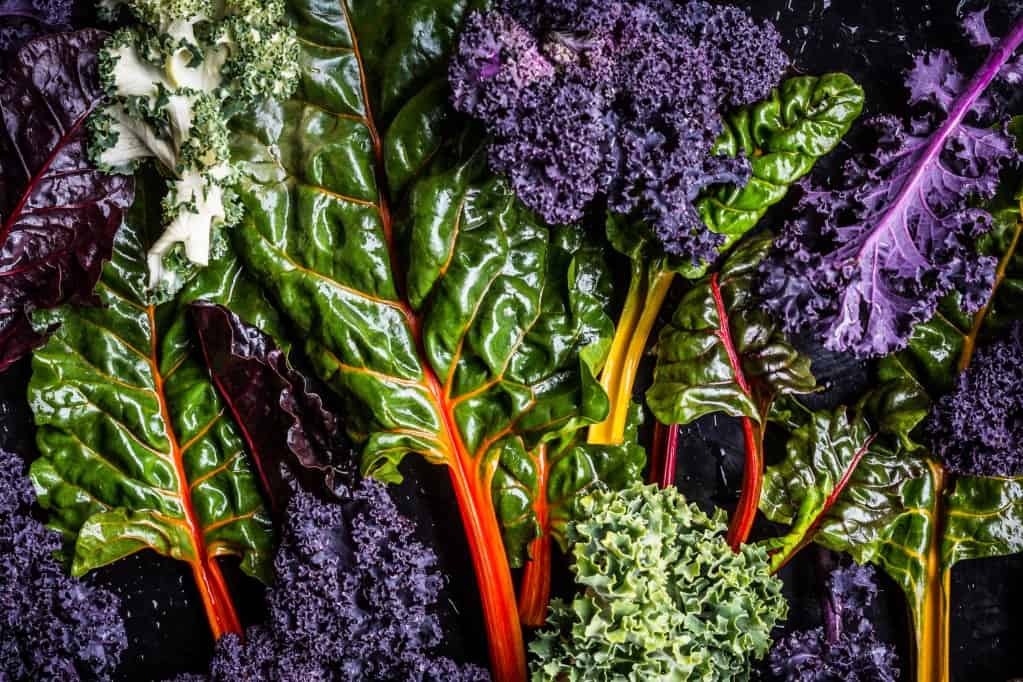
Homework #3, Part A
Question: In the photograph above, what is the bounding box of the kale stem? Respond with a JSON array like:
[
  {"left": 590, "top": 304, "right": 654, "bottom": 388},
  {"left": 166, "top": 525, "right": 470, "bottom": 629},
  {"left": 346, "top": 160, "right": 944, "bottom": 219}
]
[{"left": 817, "top": 547, "right": 841, "bottom": 645}]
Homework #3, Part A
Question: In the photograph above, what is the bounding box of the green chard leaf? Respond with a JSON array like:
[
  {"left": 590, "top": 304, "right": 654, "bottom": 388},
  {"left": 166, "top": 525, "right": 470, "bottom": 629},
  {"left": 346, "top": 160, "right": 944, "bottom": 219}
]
[
  {"left": 228, "top": 0, "right": 624, "bottom": 672},
  {"left": 646, "top": 232, "right": 815, "bottom": 547},
  {"left": 698, "top": 74, "right": 865, "bottom": 245},
  {"left": 28, "top": 173, "right": 283, "bottom": 638},
  {"left": 647, "top": 233, "right": 816, "bottom": 427}
]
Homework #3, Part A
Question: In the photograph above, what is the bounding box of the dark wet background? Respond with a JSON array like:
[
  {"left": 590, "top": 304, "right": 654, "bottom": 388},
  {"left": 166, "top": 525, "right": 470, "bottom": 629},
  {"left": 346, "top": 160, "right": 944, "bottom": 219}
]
[{"left": 3, "top": 0, "right": 1023, "bottom": 679}]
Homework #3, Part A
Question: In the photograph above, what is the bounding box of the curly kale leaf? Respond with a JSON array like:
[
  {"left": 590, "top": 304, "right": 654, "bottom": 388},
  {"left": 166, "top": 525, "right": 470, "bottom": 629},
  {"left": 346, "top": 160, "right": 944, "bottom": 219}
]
[
  {"left": 198, "top": 483, "right": 490, "bottom": 682},
  {"left": 760, "top": 19, "right": 1023, "bottom": 357},
  {"left": 0, "top": 449, "right": 127, "bottom": 679},
  {"left": 449, "top": 0, "right": 788, "bottom": 263},
  {"left": 530, "top": 483, "right": 787, "bottom": 681},
  {"left": 926, "top": 322, "right": 1023, "bottom": 476},
  {"left": 767, "top": 562, "right": 899, "bottom": 682}
]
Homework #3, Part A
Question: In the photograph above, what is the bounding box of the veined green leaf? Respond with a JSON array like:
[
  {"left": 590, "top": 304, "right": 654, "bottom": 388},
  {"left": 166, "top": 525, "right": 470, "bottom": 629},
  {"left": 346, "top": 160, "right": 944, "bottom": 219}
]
[
  {"left": 647, "top": 233, "right": 816, "bottom": 427},
  {"left": 605, "top": 74, "right": 864, "bottom": 277},
  {"left": 28, "top": 174, "right": 282, "bottom": 638},
  {"left": 698, "top": 74, "right": 865, "bottom": 244},
  {"left": 230, "top": 1, "right": 615, "bottom": 676}
]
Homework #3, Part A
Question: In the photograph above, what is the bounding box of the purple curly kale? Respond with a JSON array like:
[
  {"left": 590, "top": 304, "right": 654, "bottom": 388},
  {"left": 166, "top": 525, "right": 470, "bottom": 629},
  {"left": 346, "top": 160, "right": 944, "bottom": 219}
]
[
  {"left": 927, "top": 324, "right": 1023, "bottom": 477},
  {"left": 449, "top": 0, "right": 787, "bottom": 262},
  {"left": 198, "top": 482, "right": 489, "bottom": 682},
  {"left": 760, "top": 14, "right": 1023, "bottom": 358},
  {"left": 0, "top": 0, "right": 71, "bottom": 57},
  {"left": 0, "top": 449, "right": 127, "bottom": 680},
  {"left": 768, "top": 560, "right": 898, "bottom": 681}
]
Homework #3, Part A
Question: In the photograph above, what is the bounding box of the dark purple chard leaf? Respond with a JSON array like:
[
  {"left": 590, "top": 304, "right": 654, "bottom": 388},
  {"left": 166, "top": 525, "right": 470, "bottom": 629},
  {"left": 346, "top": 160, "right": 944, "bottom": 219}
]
[
  {"left": 190, "top": 301, "right": 357, "bottom": 508},
  {"left": 761, "top": 18, "right": 1023, "bottom": 358},
  {"left": 0, "top": 29, "right": 134, "bottom": 372},
  {"left": 0, "top": 0, "right": 71, "bottom": 58}
]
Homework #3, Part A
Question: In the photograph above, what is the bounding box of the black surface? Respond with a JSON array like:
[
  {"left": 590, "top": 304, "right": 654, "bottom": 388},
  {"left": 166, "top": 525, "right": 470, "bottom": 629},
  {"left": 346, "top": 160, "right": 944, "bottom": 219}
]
[{"left": 4, "top": 1, "right": 1023, "bottom": 680}]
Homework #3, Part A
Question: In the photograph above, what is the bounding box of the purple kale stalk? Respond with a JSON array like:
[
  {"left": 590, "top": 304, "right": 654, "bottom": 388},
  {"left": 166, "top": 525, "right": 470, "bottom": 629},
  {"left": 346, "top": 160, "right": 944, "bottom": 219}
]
[
  {"left": 760, "top": 14, "right": 1023, "bottom": 358},
  {"left": 0, "top": 449, "right": 127, "bottom": 680},
  {"left": 927, "top": 323, "right": 1023, "bottom": 477},
  {"left": 767, "top": 556, "right": 899, "bottom": 682},
  {"left": 449, "top": 0, "right": 788, "bottom": 263}
]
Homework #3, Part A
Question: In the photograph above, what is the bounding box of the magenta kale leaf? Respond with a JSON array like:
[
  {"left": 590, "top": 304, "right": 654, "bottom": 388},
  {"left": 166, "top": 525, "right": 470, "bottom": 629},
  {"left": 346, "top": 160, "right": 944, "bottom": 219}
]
[
  {"left": 760, "top": 15, "right": 1023, "bottom": 357},
  {"left": 0, "top": 29, "right": 134, "bottom": 372},
  {"left": 189, "top": 301, "right": 355, "bottom": 510},
  {"left": 0, "top": 449, "right": 127, "bottom": 679}
]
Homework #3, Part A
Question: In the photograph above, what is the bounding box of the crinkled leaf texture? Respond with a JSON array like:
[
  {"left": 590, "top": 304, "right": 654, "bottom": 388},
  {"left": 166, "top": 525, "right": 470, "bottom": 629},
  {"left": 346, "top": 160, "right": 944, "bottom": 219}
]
[
  {"left": 760, "top": 405, "right": 878, "bottom": 570},
  {"left": 529, "top": 483, "right": 787, "bottom": 681},
  {"left": 761, "top": 48, "right": 1022, "bottom": 357},
  {"left": 28, "top": 174, "right": 282, "bottom": 635},
  {"left": 230, "top": 1, "right": 612, "bottom": 675},
  {"left": 0, "top": 0, "right": 72, "bottom": 58},
  {"left": 647, "top": 233, "right": 816, "bottom": 427},
  {"left": 231, "top": 0, "right": 614, "bottom": 562},
  {"left": 690, "top": 73, "right": 864, "bottom": 277},
  {"left": 203, "top": 483, "right": 490, "bottom": 682},
  {"left": 0, "top": 449, "right": 127, "bottom": 679},
  {"left": 190, "top": 301, "right": 355, "bottom": 509},
  {"left": 0, "top": 30, "right": 134, "bottom": 372}
]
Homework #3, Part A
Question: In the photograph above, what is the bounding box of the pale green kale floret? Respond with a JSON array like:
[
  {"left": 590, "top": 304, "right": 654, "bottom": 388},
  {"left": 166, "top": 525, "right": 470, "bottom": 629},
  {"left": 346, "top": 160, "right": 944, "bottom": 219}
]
[
  {"left": 530, "top": 483, "right": 788, "bottom": 681},
  {"left": 89, "top": 0, "right": 299, "bottom": 294}
]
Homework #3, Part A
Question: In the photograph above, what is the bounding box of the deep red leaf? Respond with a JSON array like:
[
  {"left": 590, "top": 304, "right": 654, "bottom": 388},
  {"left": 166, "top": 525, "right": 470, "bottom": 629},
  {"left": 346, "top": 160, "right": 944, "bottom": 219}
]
[
  {"left": 0, "top": 29, "right": 133, "bottom": 372},
  {"left": 190, "top": 301, "right": 356, "bottom": 509}
]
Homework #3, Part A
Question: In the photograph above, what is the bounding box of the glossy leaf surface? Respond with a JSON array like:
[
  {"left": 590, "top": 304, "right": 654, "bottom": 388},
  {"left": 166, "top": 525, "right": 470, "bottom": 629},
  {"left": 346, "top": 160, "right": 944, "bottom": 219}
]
[
  {"left": 191, "top": 302, "right": 357, "bottom": 509},
  {"left": 0, "top": 30, "right": 134, "bottom": 371},
  {"left": 695, "top": 73, "right": 865, "bottom": 265},
  {"left": 760, "top": 406, "right": 877, "bottom": 570},
  {"left": 647, "top": 233, "right": 815, "bottom": 427},
  {"left": 230, "top": 1, "right": 609, "bottom": 676},
  {"left": 28, "top": 176, "right": 281, "bottom": 637}
]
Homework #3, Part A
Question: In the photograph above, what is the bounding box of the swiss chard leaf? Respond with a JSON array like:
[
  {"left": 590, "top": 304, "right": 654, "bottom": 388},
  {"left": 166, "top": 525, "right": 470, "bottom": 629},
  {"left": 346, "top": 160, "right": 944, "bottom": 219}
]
[
  {"left": 692, "top": 73, "right": 865, "bottom": 274},
  {"left": 28, "top": 175, "right": 281, "bottom": 638},
  {"left": 647, "top": 233, "right": 816, "bottom": 427},
  {"left": 0, "top": 30, "right": 134, "bottom": 372},
  {"left": 759, "top": 387, "right": 938, "bottom": 674},
  {"left": 760, "top": 406, "right": 878, "bottom": 570},
  {"left": 190, "top": 301, "right": 356, "bottom": 509},
  {"left": 230, "top": 0, "right": 613, "bottom": 676},
  {"left": 646, "top": 232, "right": 815, "bottom": 547}
]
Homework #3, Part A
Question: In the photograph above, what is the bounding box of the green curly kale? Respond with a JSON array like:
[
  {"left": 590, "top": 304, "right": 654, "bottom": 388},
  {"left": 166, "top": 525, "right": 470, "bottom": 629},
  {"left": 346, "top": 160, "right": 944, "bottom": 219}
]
[
  {"left": 530, "top": 483, "right": 787, "bottom": 681},
  {"left": 88, "top": 0, "right": 299, "bottom": 297}
]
